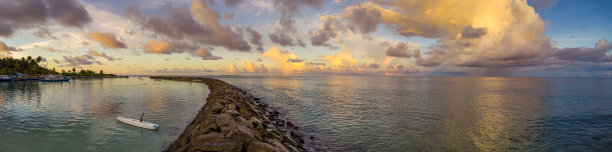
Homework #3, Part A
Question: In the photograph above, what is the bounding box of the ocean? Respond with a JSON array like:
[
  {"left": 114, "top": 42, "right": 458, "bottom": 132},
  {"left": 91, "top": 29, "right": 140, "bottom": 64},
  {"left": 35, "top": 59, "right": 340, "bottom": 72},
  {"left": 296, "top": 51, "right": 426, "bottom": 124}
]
[
  {"left": 214, "top": 76, "right": 612, "bottom": 151},
  {"left": 1, "top": 76, "right": 611, "bottom": 151},
  {"left": 0, "top": 77, "right": 208, "bottom": 151}
]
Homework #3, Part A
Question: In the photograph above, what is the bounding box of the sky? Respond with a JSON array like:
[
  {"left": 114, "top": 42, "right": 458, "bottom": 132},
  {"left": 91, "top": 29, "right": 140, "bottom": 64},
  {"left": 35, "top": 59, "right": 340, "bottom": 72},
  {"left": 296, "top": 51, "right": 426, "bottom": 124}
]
[{"left": 0, "top": 0, "right": 611, "bottom": 77}]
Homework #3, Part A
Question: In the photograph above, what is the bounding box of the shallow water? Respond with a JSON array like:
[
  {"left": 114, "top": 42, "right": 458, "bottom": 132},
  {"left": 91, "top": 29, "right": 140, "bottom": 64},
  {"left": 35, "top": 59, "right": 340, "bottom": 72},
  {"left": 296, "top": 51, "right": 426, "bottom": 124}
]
[
  {"left": 0, "top": 77, "right": 208, "bottom": 152},
  {"left": 215, "top": 76, "right": 612, "bottom": 151}
]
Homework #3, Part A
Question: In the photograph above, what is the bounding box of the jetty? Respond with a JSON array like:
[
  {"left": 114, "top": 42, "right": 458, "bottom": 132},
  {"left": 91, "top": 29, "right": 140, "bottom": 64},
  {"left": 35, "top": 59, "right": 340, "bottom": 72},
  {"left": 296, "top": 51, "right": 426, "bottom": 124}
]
[{"left": 151, "top": 76, "right": 306, "bottom": 152}]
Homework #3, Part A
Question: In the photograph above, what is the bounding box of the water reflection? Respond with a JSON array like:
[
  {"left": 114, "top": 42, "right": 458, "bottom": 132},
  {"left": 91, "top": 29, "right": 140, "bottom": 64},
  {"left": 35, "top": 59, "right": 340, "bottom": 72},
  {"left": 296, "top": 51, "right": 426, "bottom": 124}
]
[
  {"left": 217, "top": 76, "right": 612, "bottom": 151},
  {"left": 0, "top": 78, "right": 209, "bottom": 152}
]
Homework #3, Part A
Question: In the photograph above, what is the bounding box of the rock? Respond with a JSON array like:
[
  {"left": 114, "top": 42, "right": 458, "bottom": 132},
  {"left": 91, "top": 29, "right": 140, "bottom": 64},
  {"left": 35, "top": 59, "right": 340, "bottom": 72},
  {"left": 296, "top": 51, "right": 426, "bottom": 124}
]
[
  {"left": 239, "top": 107, "right": 254, "bottom": 117},
  {"left": 154, "top": 77, "right": 308, "bottom": 152},
  {"left": 286, "top": 121, "right": 294, "bottom": 127},
  {"left": 192, "top": 132, "right": 243, "bottom": 151},
  {"left": 246, "top": 142, "right": 278, "bottom": 152},
  {"left": 226, "top": 123, "right": 257, "bottom": 143},
  {"left": 208, "top": 102, "right": 224, "bottom": 114},
  {"left": 227, "top": 103, "right": 237, "bottom": 111},
  {"left": 216, "top": 113, "right": 232, "bottom": 127},
  {"left": 200, "top": 114, "right": 218, "bottom": 129},
  {"left": 290, "top": 131, "right": 304, "bottom": 139}
]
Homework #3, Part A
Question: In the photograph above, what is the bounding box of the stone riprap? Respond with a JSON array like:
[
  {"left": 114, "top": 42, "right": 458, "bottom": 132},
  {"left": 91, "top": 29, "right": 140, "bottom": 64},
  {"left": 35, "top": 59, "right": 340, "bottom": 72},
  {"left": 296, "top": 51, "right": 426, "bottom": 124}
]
[{"left": 151, "top": 77, "right": 307, "bottom": 152}]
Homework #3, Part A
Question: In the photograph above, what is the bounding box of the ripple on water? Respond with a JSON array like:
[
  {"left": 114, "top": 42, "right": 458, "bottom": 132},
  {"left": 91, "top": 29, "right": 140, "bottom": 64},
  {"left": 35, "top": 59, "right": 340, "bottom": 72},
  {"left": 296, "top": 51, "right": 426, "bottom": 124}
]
[{"left": 0, "top": 78, "right": 209, "bottom": 152}]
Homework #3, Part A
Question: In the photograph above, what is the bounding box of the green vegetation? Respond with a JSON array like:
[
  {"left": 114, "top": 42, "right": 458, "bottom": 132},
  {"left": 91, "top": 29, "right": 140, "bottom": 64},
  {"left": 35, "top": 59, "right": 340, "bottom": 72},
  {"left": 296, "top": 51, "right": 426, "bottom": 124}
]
[
  {"left": 0, "top": 56, "right": 116, "bottom": 77},
  {"left": 0, "top": 56, "right": 58, "bottom": 75},
  {"left": 61, "top": 69, "right": 116, "bottom": 77}
]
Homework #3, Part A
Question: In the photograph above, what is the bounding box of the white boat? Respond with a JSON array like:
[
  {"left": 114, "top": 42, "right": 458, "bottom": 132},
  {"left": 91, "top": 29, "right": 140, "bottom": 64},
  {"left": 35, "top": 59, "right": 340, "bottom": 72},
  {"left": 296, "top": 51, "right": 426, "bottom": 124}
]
[{"left": 117, "top": 116, "right": 159, "bottom": 129}]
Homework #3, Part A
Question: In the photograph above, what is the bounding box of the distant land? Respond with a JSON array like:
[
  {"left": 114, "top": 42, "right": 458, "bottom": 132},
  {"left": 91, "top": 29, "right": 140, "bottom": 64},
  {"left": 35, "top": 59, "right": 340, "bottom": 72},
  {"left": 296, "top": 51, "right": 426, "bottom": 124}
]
[{"left": 0, "top": 56, "right": 117, "bottom": 77}]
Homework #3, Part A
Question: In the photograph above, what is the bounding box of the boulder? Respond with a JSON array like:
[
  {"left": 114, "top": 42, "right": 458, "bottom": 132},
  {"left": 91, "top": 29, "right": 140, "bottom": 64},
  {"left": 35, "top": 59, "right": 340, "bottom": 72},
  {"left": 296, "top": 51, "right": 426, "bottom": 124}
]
[
  {"left": 215, "top": 113, "right": 233, "bottom": 127},
  {"left": 192, "top": 132, "right": 242, "bottom": 151},
  {"left": 246, "top": 142, "right": 278, "bottom": 152}
]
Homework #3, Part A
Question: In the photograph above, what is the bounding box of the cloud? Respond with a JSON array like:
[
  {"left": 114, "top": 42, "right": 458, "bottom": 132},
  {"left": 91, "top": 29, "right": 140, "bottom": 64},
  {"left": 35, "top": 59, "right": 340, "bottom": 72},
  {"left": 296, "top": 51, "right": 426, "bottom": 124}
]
[
  {"left": 324, "top": 44, "right": 358, "bottom": 71},
  {"left": 155, "top": 67, "right": 215, "bottom": 74},
  {"left": 224, "top": 13, "right": 235, "bottom": 20},
  {"left": 359, "top": 63, "right": 380, "bottom": 69},
  {"left": 243, "top": 61, "right": 268, "bottom": 73},
  {"left": 386, "top": 42, "right": 414, "bottom": 58},
  {"left": 385, "top": 64, "right": 420, "bottom": 76},
  {"left": 286, "top": 58, "right": 304, "bottom": 63},
  {"left": 461, "top": 25, "right": 487, "bottom": 39},
  {"left": 310, "top": 16, "right": 341, "bottom": 49},
  {"left": 272, "top": 0, "right": 324, "bottom": 32},
  {"left": 224, "top": 0, "right": 243, "bottom": 7},
  {"left": 0, "top": 41, "right": 22, "bottom": 57},
  {"left": 39, "top": 46, "right": 71, "bottom": 53},
  {"left": 86, "top": 31, "right": 127, "bottom": 49},
  {"left": 246, "top": 27, "right": 264, "bottom": 52},
  {"left": 269, "top": 32, "right": 305, "bottom": 48},
  {"left": 87, "top": 49, "right": 122, "bottom": 61},
  {"left": 556, "top": 39, "right": 612, "bottom": 62},
  {"left": 47, "top": 0, "right": 92, "bottom": 27},
  {"left": 189, "top": 48, "right": 223, "bottom": 60},
  {"left": 143, "top": 39, "right": 194, "bottom": 54},
  {"left": 142, "top": 39, "right": 222, "bottom": 60},
  {"left": 229, "top": 63, "right": 238, "bottom": 74},
  {"left": 62, "top": 55, "right": 103, "bottom": 66},
  {"left": 326, "top": 0, "right": 556, "bottom": 72},
  {"left": 0, "top": 0, "right": 91, "bottom": 37},
  {"left": 125, "top": 0, "right": 252, "bottom": 52},
  {"left": 528, "top": 0, "right": 557, "bottom": 11},
  {"left": 262, "top": 46, "right": 309, "bottom": 74},
  {"left": 33, "top": 28, "right": 58, "bottom": 39},
  {"left": 345, "top": 4, "right": 381, "bottom": 34}
]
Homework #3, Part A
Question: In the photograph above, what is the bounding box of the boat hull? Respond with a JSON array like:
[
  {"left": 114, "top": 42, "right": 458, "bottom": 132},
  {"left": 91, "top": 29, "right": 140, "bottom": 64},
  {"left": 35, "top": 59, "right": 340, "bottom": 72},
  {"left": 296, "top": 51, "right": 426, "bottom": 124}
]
[
  {"left": 117, "top": 117, "right": 159, "bottom": 129},
  {"left": 39, "top": 79, "right": 70, "bottom": 82}
]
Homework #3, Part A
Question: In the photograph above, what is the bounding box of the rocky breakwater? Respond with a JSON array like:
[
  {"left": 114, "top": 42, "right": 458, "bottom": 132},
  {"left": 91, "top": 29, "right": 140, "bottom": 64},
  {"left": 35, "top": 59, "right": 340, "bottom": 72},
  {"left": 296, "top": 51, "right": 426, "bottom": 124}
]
[{"left": 152, "top": 77, "right": 308, "bottom": 152}]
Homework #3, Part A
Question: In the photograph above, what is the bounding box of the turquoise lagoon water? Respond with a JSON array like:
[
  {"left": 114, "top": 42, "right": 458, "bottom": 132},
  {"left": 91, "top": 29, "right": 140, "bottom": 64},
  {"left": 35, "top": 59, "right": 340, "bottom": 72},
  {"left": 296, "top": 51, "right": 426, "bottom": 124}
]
[{"left": 0, "top": 77, "right": 208, "bottom": 152}]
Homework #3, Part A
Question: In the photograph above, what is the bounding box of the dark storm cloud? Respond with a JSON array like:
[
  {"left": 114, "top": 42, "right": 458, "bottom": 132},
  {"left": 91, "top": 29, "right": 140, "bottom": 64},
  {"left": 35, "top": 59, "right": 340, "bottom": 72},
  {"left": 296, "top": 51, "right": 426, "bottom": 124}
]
[
  {"left": 47, "top": 0, "right": 92, "bottom": 27},
  {"left": 269, "top": 32, "right": 305, "bottom": 48},
  {"left": 142, "top": 39, "right": 222, "bottom": 60},
  {"left": 62, "top": 55, "right": 103, "bottom": 66},
  {"left": 33, "top": 28, "right": 58, "bottom": 39},
  {"left": 273, "top": 0, "right": 324, "bottom": 32},
  {"left": 348, "top": 6, "right": 381, "bottom": 34},
  {"left": 0, "top": 0, "right": 91, "bottom": 37},
  {"left": 386, "top": 43, "right": 412, "bottom": 58},
  {"left": 556, "top": 39, "right": 612, "bottom": 62},
  {"left": 246, "top": 27, "right": 264, "bottom": 52},
  {"left": 125, "top": 0, "right": 252, "bottom": 52},
  {"left": 286, "top": 58, "right": 303, "bottom": 63},
  {"left": 461, "top": 25, "right": 487, "bottom": 39},
  {"left": 310, "top": 18, "right": 340, "bottom": 49}
]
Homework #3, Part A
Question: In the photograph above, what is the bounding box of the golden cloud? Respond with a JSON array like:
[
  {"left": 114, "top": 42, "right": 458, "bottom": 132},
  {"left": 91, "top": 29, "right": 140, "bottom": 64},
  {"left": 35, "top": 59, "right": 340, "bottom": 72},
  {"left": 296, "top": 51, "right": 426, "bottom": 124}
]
[{"left": 86, "top": 31, "right": 127, "bottom": 49}]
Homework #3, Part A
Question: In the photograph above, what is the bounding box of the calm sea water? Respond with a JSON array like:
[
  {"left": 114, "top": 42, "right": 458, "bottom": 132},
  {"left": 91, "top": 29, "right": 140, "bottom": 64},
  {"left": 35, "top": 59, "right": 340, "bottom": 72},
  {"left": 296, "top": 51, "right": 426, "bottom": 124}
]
[
  {"left": 0, "top": 77, "right": 208, "bottom": 152},
  {"left": 214, "top": 76, "right": 612, "bottom": 151}
]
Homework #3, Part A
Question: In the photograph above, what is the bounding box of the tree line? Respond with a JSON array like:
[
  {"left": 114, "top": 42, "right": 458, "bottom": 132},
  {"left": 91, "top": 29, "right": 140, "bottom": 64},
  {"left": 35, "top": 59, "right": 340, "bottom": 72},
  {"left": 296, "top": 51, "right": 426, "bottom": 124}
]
[{"left": 0, "top": 56, "right": 115, "bottom": 77}]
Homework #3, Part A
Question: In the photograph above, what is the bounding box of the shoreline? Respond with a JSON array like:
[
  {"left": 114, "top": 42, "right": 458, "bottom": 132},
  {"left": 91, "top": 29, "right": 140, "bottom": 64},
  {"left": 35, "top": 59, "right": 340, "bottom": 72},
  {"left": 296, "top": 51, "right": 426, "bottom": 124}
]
[{"left": 152, "top": 76, "right": 308, "bottom": 152}]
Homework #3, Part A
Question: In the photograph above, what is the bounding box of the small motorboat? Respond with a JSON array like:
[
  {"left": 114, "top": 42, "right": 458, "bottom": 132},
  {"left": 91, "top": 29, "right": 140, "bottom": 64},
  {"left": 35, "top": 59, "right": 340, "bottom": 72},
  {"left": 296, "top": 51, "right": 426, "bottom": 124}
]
[
  {"left": 39, "top": 75, "right": 71, "bottom": 82},
  {"left": 0, "top": 75, "right": 14, "bottom": 82},
  {"left": 117, "top": 116, "right": 159, "bottom": 129}
]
